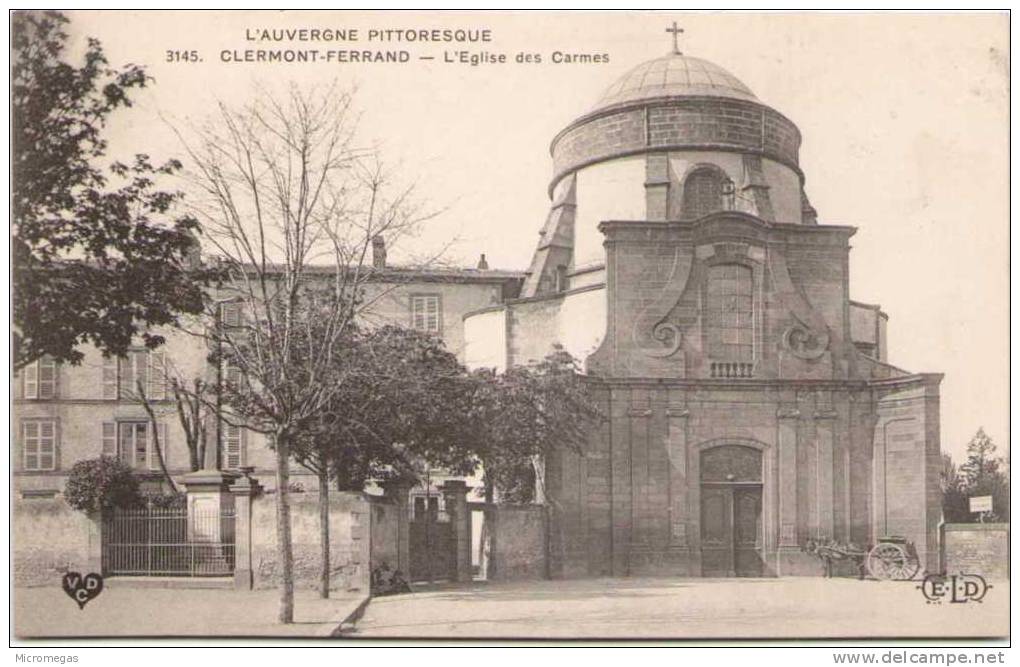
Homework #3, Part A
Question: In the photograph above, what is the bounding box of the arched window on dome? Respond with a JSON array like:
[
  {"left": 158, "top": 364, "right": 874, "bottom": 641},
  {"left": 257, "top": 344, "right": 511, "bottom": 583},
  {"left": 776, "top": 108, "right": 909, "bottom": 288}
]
[{"left": 681, "top": 167, "right": 733, "bottom": 219}]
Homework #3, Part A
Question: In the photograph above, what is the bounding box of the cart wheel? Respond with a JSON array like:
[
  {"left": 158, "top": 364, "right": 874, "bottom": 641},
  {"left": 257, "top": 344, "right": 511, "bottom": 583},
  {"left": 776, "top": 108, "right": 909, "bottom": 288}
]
[{"left": 866, "top": 542, "right": 919, "bottom": 580}]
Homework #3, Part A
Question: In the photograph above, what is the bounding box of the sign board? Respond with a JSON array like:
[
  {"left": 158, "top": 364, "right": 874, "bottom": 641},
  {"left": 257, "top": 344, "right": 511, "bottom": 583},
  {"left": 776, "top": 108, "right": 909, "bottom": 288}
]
[{"left": 969, "top": 496, "right": 993, "bottom": 513}]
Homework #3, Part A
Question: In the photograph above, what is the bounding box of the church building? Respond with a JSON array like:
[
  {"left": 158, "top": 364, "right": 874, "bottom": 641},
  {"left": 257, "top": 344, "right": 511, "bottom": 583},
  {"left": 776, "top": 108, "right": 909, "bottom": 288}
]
[{"left": 463, "top": 38, "right": 943, "bottom": 577}]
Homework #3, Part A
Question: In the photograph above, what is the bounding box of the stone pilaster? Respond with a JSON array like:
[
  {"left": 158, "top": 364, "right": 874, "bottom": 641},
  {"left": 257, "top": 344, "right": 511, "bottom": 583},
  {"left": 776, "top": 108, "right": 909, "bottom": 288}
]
[
  {"left": 814, "top": 407, "right": 838, "bottom": 540},
  {"left": 230, "top": 468, "right": 262, "bottom": 590},
  {"left": 665, "top": 405, "right": 690, "bottom": 549},
  {"left": 776, "top": 407, "right": 800, "bottom": 550}
]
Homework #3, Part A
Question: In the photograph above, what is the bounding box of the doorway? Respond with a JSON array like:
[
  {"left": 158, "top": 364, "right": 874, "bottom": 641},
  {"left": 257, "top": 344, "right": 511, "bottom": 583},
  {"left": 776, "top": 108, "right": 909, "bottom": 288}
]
[{"left": 700, "top": 445, "right": 764, "bottom": 577}]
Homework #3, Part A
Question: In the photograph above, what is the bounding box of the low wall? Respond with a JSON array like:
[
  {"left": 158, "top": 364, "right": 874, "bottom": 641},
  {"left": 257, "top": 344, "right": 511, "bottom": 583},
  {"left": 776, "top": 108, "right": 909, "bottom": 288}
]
[
  {"left": 368, "top": 497, "right": 400, "bottom": 571},
  {"left": 943, "top": 523, "right": 1009, "bottom": 580},
  {"left": 13, "top": 497, "right": 99, "bottom": 586},
  {"left": 488, "top": 505, "right": 547, "bottom": 581},
  {"left": 250, "top": 490, "right": 370, "bottom": 593}
]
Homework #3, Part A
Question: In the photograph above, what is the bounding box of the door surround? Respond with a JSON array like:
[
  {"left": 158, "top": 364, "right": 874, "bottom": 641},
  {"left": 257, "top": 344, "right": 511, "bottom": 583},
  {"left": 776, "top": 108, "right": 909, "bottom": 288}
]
[{"left": 691, "top": 438, "right": 777, "bottom": 576}]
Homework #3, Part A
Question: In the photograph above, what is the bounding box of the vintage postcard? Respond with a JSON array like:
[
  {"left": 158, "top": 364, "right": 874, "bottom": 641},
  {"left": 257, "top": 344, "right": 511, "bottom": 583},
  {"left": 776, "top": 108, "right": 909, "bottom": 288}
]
[{"left": 9, "top": 9, "right": 1010, "bottom": 650}]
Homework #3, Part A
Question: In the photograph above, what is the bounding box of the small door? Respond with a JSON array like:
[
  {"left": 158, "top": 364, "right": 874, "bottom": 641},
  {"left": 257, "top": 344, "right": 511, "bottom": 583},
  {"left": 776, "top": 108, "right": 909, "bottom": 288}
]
[{"left": 700, "top": 486, "right": 734, "bottom": 576}]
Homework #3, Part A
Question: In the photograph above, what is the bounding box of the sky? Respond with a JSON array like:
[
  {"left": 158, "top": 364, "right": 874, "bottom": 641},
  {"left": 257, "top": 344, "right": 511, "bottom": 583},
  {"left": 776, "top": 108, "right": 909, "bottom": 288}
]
[{"left": 61, "top": 10, "right": 1008, "bottom": 462}]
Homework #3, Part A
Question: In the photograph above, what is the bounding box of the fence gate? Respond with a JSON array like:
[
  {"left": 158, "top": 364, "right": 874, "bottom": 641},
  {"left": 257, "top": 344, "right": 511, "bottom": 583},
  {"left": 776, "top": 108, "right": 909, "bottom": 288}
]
[
  {"left": 409, "top": 512, "right": 453, "bottom": 582},
  {"left": 102, "top": 507, "right": 235, "bottom": 577}
]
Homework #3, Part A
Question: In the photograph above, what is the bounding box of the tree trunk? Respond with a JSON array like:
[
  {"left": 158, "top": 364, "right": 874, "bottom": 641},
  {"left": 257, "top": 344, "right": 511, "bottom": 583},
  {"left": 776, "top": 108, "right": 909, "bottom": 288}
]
[
  {"left": 317, "top": 468, "right": 331, "bottom": 599},
  {"left": 137, "top": 381, "right": 179, "bottom": 493},
  {"left": 274, "top": 432, "right": 295, "bottom": 624}
]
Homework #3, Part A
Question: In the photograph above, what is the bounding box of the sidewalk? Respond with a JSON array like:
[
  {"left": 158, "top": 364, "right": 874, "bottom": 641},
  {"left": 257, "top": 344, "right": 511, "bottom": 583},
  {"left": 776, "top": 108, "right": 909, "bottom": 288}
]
[{"left": 13, "top": 585, "right": 368, "bottom": 638}]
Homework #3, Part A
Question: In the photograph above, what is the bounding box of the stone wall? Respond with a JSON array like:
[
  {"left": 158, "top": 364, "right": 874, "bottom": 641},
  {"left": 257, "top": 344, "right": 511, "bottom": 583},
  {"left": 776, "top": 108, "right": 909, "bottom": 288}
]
[
  {"left": 943, "top": 523, "right": 1009, "bottom": 580},
  {"left": 250, "top": 490, "right": 370, "bottom": 593},
  {"left": 487, "top": 505, "right": 547, "bottom": 581},
  {"left": 550, "top": 98, "right": 802, "bottom": 197},
  {"left": 12, "top": 497, "right": 99, "bottom": 586}
]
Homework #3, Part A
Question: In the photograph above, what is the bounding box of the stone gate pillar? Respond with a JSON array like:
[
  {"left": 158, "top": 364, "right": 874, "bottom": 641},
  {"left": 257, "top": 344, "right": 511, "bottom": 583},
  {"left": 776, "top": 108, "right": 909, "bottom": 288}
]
[
  {"left": 441, "top": 480, "right": 472, "bottom": 583},
  {"left": 181, "top": 469, "right": 236, "bottom": 543},
  {"left": 230, "top": 468, "right": 262, "bottom": 590},
  {"left": 380, "top": 480, "right": 411, "bottom": 576}
]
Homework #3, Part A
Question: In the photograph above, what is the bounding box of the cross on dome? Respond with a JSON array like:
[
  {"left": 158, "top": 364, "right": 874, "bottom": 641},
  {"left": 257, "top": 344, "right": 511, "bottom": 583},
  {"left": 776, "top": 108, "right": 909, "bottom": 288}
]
[{"left": 666, "top": 21, "right": 684, "bottom": 55}]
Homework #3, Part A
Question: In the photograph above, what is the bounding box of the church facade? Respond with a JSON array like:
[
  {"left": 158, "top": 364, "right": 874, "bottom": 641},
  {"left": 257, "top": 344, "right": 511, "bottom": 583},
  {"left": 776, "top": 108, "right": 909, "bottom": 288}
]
[{"left": 464, "top": 50, "right": 943, "bottom": 577}]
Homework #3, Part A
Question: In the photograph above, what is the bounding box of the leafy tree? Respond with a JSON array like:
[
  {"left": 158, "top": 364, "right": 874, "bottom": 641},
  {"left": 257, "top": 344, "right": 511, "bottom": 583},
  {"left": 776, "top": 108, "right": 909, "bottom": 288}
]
[
  {"left": 176, "top": 83, "right": 435, "bottom": 622},
  {"left": 940, "top": 452, "right": 969, "bottom": 523},
  {"left": 942, "top": 429, "right": 1010, "bottom": 523},
  {"left": 64, "top": 457, "right": 142, "bottom": 514},
  {"left": 469, "top": 347, "right": 604, "bottom": 503},
  {"left": 292, "top": 324, "right": 469, "bottom": 598},
  {"left": 12, "top": 11, "right": 215, "bottom": 370},
  {"left": 958, "top": 428, "right": 1009, "bottom": 521}
]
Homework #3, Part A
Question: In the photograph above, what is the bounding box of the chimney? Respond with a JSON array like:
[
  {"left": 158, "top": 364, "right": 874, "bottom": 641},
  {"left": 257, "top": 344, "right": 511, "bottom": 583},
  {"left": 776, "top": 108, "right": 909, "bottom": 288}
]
[
  {"left": 372, "top": 235, "right": 387, "bottom": 269},
  {"left": 477, "top": 253, "right": 489, "bottom": 270}
]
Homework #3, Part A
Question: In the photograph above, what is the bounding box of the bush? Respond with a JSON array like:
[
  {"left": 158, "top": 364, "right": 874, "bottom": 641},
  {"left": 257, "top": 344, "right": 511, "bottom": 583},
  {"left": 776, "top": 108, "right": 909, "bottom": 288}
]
[
  {"left": 144, "top": 492, "right": 187, "bottom": 509},
  {"left": 64, "top": 457, "right": 143, "bottom": 514}
]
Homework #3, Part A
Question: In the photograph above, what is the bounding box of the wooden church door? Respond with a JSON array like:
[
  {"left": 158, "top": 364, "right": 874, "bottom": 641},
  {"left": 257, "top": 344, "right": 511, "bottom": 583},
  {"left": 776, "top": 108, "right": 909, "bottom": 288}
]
[{"left": 700, "top": 445, "right": 764, "bottom": 577}]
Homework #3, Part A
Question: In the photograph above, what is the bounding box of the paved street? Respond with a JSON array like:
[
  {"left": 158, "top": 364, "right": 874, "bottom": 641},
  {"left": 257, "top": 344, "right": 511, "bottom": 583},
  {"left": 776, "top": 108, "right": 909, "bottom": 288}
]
[
  {"left": 351, "top": 577, "right": 1009, "bottom": 639},
  {"left": 14, "top": 585, "right": 366, "bottom": 638}
]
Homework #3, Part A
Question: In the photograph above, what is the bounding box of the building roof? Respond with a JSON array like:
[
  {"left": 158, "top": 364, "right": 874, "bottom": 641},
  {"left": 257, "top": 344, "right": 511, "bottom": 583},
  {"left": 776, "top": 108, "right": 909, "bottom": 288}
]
[{"left": 593, "top": 53, "right": 758, "bottom": 110}]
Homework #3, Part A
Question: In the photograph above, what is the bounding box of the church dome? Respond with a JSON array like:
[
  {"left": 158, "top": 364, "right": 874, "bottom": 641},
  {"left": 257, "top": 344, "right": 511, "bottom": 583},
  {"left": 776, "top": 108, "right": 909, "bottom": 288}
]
[{"left": 594, "top": 54, "right": 758, "bottom": 111}]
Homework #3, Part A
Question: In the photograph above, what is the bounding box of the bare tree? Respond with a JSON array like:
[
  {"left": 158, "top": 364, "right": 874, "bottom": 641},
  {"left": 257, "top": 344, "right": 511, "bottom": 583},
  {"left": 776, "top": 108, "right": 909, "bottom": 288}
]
[{"left": 172, "top": 82, "right": 434, "bottom": 622}]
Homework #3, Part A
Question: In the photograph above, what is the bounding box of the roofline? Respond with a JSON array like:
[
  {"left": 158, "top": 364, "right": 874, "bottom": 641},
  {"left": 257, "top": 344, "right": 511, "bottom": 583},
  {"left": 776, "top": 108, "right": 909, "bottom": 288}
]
[{"left": 209, "top": 260, "right": 525, "bottom": 285}]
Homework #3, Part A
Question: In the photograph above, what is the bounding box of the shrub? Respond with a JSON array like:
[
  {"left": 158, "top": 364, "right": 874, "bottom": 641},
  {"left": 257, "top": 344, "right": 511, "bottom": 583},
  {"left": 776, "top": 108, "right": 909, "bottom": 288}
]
[
  {"left": 144, "top": 492, "right": 187, "bottom": 510},
  {"left": 64, "top": 457, "right": 143, "bottom": 514}
]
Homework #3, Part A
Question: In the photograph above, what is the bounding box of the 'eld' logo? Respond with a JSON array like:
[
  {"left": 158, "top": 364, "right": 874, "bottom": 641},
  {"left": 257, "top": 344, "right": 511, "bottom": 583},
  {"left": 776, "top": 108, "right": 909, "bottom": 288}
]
[
  {"left": 917, "top": 573, "right": 991, "bottom": 604},
  {"left": 61, "top": 571, "right": 104, "bottom": 610}
]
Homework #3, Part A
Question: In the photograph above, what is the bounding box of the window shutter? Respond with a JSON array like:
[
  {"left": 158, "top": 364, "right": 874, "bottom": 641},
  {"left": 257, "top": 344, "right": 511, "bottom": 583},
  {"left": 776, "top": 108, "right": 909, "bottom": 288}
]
[
  {"left": 22, "top": 421, "right": 39, "bottom": 470},
  {"left": 221, "top": 302, "right": 241, "bottom": 328},
  {"left": 38, "top": 421, "right": 56, "bottom": 471},
  {"left": 427, "top": 297, "right": 440, "bottom": 332},
  {"left": 224, "top": 424, "right": 244, "bottom": 469},
  {"left": 119, "top": 356, "right": 134, "bottom": 399},
  {"left": 37, "top": 358, "right": 56, "bottom": 399},
  {"left": 152, "top": 422, "right": 168, "bottom": 471},
  {"left": 134, "top": 352, "right": 149, "bottom": 399},
  {"left": 135, "top": 423, "right": 148, "bottom": 469},
  {"left": 102, "top": 422, "right": 117, "bottom": 457},
  {"left": 102, "top": 357, "right": 118, "bottom": 400},
  {"left": 149, "top": 351, "right": 166, "bottom": 400},
  {"left": 23, "top": 362, "right": 38, "bottom": 400}
]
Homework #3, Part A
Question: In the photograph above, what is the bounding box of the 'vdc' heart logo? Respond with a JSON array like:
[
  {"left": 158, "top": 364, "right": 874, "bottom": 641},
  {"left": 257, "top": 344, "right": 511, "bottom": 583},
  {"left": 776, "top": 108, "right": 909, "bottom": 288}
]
[{"left": 61, "top": 572, "right": 104, "bottom": 610}]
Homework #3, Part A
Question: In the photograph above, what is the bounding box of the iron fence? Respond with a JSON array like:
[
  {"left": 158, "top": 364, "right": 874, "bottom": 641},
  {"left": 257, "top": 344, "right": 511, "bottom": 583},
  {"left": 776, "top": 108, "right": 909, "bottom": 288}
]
[{"left": 101, "top": 507, "right": 235, "bottom": 577}]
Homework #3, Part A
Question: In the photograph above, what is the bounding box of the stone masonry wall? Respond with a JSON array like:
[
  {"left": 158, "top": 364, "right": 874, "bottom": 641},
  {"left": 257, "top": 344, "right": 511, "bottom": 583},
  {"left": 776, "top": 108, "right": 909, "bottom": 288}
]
[
  {"left": 550, "top": 98, "right": 801, "bottom": 196},
  {"left": 943, "top": 524, "right": 1009, "bottom": 579},
  {"left": 251, "top": 491, "right": 370, "bottom": 593},
  {"left": 548, "top": 382, "right": 879, "bottom": 579},
  {"left": 13, "top": 497, "right": 99, "bottom": 586}
]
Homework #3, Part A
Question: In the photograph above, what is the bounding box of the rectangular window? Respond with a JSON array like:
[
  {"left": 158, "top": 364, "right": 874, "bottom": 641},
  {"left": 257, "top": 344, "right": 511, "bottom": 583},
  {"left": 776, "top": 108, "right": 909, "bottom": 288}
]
[
  {"left": 23, "top": 358, "right": 57, "bottom": 400},
  {"left": 223, "top": 423, "right": 245, "bottom": 469},
  {"left": 222, "top": 360, "right": 244, "bottom": 389},
  {"left": 220, "top": 302, "right": 241, "bottom": 328},
  {"left": 705, "top": 263, "right": 754, "bottom": 362},
  {"left": 110, "top": 421, "right": 164, "bottom": 471},
  {"left": 22, "top": 420, "right": 57, "bottom": 471},
  {"left": 115, "top": 350, "right": 166, "bottom": 400},
  {"left": 410, "top": 295, "right": 441, "bottom": 333}
]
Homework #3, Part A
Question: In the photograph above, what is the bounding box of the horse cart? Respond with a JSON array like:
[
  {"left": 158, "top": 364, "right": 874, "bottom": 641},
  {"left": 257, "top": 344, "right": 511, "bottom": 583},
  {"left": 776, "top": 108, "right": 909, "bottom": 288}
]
[{"left": 804, "top": 536, "right": 920, "bottom": 580}]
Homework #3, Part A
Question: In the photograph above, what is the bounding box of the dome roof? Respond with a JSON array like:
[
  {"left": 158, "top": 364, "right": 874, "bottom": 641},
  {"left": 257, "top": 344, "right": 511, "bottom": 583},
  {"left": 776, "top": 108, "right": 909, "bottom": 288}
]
[{"left": 594, "top": 54, "right": 758, "bottom": 110}]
